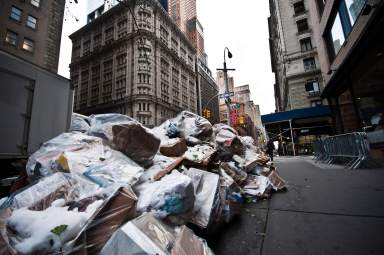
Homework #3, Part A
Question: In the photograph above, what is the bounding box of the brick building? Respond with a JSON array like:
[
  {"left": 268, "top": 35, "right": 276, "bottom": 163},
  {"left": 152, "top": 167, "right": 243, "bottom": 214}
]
[
  {"left": 69, "top": 0, "right": 197, "bottom": 127},
  {"left": 0, "top": 0, "right": 65, "bottom": 73}
]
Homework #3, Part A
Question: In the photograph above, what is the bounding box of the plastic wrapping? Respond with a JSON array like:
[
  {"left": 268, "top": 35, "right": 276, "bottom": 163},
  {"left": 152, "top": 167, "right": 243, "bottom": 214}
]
[
  {"left": 152, "top": 111, "right": 213, "bottom": 142},
  {"left": 100, "top": 213, "right": 175, "bottom": 255},
  {"left": 100, "top": 213, "right": 214, "bottom": 255},
  {"left": 214, "top": 127, "right": 244, "bottom": 156},
  {"left": 184, "top": 168, "right": 220, "bottom": 229},
  {"left": 137, "top": 170, "right": 195, "bottom": 218},
  {"left": 66, "top": 186, "right": 138, "bottom": 254},
  {"left": 26, "top": 132, "right": 144, "bottom": 188},
  {"left": 0, "top": 180, "right": 137, "bottom": 255},
  {"left": 172, "top": 226, "right": 215, "bottom": 255},
  {"left": 70, "top": 113, "right": 90, "bottom": 133},
  {"left": 87, "top": 113, "right": 136, "bottom": 139},
  {"left": 26, "top": 133, "right": 105, "bottom": 178}
]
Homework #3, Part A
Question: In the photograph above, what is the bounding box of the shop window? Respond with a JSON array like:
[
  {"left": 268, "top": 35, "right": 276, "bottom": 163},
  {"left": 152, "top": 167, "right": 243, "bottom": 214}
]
[{"left": 300, "top": 38, "right": 312, "bottom": 52}]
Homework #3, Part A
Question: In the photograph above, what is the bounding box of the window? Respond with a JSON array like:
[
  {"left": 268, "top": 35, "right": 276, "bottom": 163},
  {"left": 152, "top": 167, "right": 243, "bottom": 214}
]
[
  {"left": 22, "top": 38, "right": 34, "bottom": 52},
  {"left": 297, "top": 19, "right": 309, "bottom": 33},
  {"left": 27, "top": 15, "right": 37, "bottom": 29},
  {"left": 326, "top": 0, "right": 366, "bottom": 60},
  {"left": 345, "top": 0, "right": 366, "bottom": 24},
  {"left": 303, "top": 57, "right": 316, "bottom": 71},
  {"left": 329, "top": 13, "right": 345, "bottom": 56},
  {"left": 10, "top": 6, "right": 22, "bottom": 22},
  {"left": 5, "top": 30, "right": 17, "bottom": 46},
  {"left": 305, "top": 80, "right": 320, "bottom": 92},
  {"left": 30, "top": 0, "right": 40, "bottom": 8},
  {"left": 293, "top": 1, "right": 305, "bottom": 15},
  {"left": 300, "top": 38, "right": 312, "bottom": 51}
]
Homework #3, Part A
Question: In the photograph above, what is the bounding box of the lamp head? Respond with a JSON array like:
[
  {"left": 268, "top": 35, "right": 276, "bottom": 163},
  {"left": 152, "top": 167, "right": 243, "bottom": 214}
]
[{"left": 227, "top": 50, "right": 233, "bottom": 59}]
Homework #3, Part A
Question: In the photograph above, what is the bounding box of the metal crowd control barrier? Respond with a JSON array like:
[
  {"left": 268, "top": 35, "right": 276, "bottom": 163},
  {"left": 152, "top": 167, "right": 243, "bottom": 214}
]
[{"left": 313, "top": 132, "right": 371, "bottom": 169}]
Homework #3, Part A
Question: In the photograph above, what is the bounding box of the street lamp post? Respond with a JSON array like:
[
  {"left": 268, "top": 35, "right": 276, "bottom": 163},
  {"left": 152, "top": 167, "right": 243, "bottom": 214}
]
[{"left": 217, "top": 47, "right": 235, "bottom": 126}]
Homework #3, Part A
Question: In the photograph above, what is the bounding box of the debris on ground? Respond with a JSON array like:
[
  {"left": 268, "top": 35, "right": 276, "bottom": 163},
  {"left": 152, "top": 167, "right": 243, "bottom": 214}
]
[{"left": 0, "top": 111, "right": 287, "bottom": 254}]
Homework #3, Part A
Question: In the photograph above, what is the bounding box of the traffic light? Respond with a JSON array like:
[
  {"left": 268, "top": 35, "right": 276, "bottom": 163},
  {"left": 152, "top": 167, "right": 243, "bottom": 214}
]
[
  {"left": 238, "top": 116, "right": 245, "bottom": 125},
  {"left": 206, "top": 110, "right": 211, "bottom": 118}
]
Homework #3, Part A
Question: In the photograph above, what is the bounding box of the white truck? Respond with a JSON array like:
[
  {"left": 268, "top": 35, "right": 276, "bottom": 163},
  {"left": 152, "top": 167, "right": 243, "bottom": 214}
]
[{"left": 0, "top": 50, "right": 73, "bottom": 177}]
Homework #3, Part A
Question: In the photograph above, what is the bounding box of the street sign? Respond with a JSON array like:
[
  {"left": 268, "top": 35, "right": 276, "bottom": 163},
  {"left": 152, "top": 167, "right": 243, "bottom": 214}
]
[{"left": 219, "top": 92, "right": 234, "bottom": 99}]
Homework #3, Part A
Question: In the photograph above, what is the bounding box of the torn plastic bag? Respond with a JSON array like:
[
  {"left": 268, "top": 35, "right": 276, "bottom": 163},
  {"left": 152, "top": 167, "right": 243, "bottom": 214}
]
[
  {"left": 26, "top": 133, "right": 105, "bottom": 178},
  {"left": 0, "top": 185, "right": 108, "bottom": 255},
  {"left": 184, "top": 168, "right": 220, "bottom": 229},
  {"left": 172, "top": 226, "right": 215, "bottom": 255},
  {"left": 109, "top": 123, "right": 160, "bottom": 167},
  {"left": 82, "top": 150, "right": 143, "bottom": 188},
  {"left": 67, "top": 186, "right": 138, "bottom": 255},
  {"left": 137, "top": 170, "right": 195, "bottom": 218},
  {"left": 100, "top": 213, "right": 176, "bottom": 255},
  {"left": 1, "top": 172, "right": 77, "bottom": 210},
  {"left": 175, "top": 111, "right": 213, "bottom": 139},
  {"left": 100, "top": 213, "right": 214, "bottom": 255},
  {"left": 87, "top": 113, "right": 136, "bottom": 139},
  {"left": 153, "top": 111, "right": 212, "bottom": 141},
  {"left": 215, "top": 128, "right": 244, "bottom": 156},
  {"left": 70, "top": 113, "right": 90, "bottom": 133}
]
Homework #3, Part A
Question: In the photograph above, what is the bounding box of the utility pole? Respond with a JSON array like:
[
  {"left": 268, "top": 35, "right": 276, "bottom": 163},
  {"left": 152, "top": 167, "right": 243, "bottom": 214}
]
[{"left": 217, "top": 47, "right": 235, "bottom": 126}]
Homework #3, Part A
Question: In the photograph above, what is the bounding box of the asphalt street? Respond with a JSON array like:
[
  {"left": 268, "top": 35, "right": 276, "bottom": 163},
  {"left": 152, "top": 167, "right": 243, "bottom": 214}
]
[{"left": 211, "top": 157, "right": 384, "bottom": 255}]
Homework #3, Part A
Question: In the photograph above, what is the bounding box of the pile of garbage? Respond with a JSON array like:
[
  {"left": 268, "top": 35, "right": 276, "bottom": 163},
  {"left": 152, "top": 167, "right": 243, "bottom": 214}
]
[{"left": 0, "top": 111, "right": 287, "bottom": 254}]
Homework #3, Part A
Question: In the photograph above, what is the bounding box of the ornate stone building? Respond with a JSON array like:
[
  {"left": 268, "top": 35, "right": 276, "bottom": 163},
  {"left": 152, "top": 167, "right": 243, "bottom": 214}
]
[
  {"left": 268, "top": 0, "right": 324, "bottom": 111},
  {"left": 69, "top": 0, "right": 197, "bottom": 127}
]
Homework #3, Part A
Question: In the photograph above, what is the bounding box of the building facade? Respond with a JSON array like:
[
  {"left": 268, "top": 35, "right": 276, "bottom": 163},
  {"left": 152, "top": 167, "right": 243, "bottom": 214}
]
[
  {"left": 168, "top": 0, "right": 205, "bottom": 60},
  {"left": 268, "top": 0, "right": 325, "bottom": 111},
  {"left": 196, "top": 59, "right": 220, "bottom": 124},
  {"left": 70, "top": 0, "right": 197, "bottom": 127},
  {"left": 307, "top": 0, "right": 384, "bottom": 161},
  {"left": 0, "top": 0, "right": 65, "bottom": 73}
]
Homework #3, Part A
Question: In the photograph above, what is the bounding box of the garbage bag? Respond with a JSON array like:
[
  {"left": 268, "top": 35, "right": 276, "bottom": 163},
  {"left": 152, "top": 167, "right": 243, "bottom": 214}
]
[
  {"left": 70, "top": 113, "right": 90, "bottom": 133},
  {"left": 137, "top": 170, "right": 195, "bottom": 218},
  {"left": 220, "top": 162, "right": 247, "bottom": 185},
  {"left": 214, "top": 126, "right": 244, "bottom": 156},
  {"left": 88, "top": 113, "right": 136, "bottom": 139},
  {"left": 153, "top": 111, "right": 212, "bottom": 141},
  {"left": 184, "top": 168, "right": 220, "bottom": 229},
  {"left": 67, "top": 186, "right": 138, "bottom": 254},
  {"left": 100, "top": 213, "right": 214, "bottom": 255},
  {"left": 110, "top": 123, "right": 160, "bottom": 167},
  {"left": 26, "top": 133, "right": 106, "bottom": 178},
  {"left": 172, "top": 226, "right": 215, "bottom": 255},
  {"left": 100, "top": 213, "right": 176, "bottom": 255}
]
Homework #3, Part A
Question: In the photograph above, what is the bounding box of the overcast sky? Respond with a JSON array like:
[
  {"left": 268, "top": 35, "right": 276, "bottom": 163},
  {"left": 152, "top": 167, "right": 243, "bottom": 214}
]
[{"left": 58, "top": 0, "right": 275, "bottom": 114}]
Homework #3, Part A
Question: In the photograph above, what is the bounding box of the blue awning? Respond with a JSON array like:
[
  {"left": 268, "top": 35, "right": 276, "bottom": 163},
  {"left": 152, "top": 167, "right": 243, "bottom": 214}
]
[{"left": 261, "top": 106, "right": 331, "bottom": 124}]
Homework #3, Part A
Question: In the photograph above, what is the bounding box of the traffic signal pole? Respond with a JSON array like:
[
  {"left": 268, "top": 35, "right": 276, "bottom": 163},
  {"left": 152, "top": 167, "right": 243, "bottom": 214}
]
[{"left": 217, "top": 47, "right": 235, "bottom": 126}]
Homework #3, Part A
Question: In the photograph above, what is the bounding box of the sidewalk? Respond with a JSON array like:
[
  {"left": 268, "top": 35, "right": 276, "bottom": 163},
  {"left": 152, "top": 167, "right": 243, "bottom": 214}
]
[{"left": 211, "top": 157, "right": 384, "bottom": 255}]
